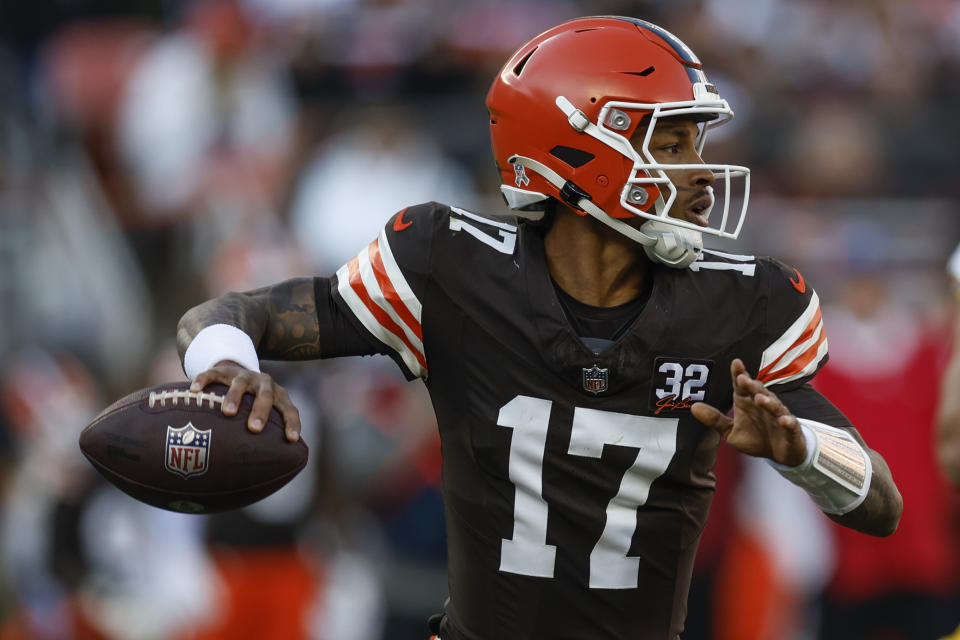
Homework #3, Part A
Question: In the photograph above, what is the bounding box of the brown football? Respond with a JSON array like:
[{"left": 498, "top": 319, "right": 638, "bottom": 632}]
[{"left": 79, "top": 381, "right": 308, "bottom": 513}]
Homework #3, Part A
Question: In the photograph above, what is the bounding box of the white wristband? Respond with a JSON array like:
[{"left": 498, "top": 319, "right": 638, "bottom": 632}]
[
  {"left": 767, "top": 419, "right": 872, "bottom": 515},
  {"left": 183, "top": 324, "right": 261, "bottom": 380}
]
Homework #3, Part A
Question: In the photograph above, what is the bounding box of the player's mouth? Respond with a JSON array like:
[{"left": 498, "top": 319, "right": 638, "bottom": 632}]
[{"left": 684, "top": 191, "right": 714, "bottom": 228}]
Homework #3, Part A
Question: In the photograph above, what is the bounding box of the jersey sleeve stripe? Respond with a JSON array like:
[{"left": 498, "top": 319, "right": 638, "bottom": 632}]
[
  {"left": 370, "top": 230, "right": 423, "bottom": 339},
  {"left": 757, "top": 292, "right": 828, "bottom": 384},
  {"left": 758, "top": 306, "right": 823, "bottom": 378},
  {"left": 758, "top": 324, "right": 826, "bottom": 383},
  {"left": 356, "top": 240, "right": 425, "bottom": 351},
  {"left": 760, "top": 337, "right": 829, "bottom": 387},
  {"left": 345, "top": 253, "right": 427, "bottom": 375},
  {"left": 758, "top": 292, "right": 820, "bottom": 372},
  {"left": 335, "top": 248, "right": 427, "bottom": 378},
  {"left": 758, "top": 311, "right": 824, "bottom": 382}
]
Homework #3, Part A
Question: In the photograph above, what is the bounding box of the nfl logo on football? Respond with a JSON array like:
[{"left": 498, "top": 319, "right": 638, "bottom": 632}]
[
  {"left": 582, "top": 364, "right": 609, "bottom": 394},
  {"left": 165, "top": 423, "right": 211, "bottom": 478}
]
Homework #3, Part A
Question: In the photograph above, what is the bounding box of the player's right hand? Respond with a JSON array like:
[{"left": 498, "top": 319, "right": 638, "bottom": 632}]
[
  {"left": 691, "top": 358, "right": 807, "bottom": 466},
  {"left": 190, "top": 361, "right": 301, "bottom": 442}
]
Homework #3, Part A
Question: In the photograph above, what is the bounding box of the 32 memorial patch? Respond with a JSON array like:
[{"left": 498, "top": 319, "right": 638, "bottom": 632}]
[{"left": 649, "top": 358, "right": 713, "bottom": 414}]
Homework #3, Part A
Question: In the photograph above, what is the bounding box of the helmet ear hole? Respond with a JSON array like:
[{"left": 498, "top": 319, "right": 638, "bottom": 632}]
[{"left": 549, "top": 146, "right": 595, "bottom": 168}]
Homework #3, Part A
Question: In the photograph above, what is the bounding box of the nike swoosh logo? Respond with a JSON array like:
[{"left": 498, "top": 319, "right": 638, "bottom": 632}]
[
  {"left": 393, "top": 207, "right": 412, "bottom": 231},
  {"left": 789, "top": 268, "right": 806, "bottom": 293}
]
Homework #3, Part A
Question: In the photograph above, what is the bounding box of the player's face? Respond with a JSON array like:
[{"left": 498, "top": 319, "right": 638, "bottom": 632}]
[{"left": 634, "top": 118, "right": 716, "bottom": 228}]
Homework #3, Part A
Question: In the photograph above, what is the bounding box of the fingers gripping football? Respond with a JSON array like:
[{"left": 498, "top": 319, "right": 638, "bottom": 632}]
[
  {"left": 190, "top": 361, "right": 301, "bottom": 442},
  {"left": 691, "top": 358, "right": 807, "bottom": 466}
]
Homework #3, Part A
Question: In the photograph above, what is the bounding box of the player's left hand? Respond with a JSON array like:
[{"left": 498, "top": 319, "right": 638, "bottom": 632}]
[{"left": 691, "top": 358, "right": 807, "bottom": 466}]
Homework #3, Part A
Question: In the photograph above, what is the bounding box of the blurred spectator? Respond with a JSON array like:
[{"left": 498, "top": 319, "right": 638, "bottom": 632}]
[
  {"left": 0, "top": 347, "right": 218, "bottom": 640},
  {"left": 111, "top": 0, "right": 298, "bottom": 337},
  {"left": 0, "top": 396, "right": 17, "bottom": 627},
  {"left": 687, "top": 439, "right": 834, "bottom": 640},
  {"left": 935, "top": 242, "right": 960, "bottom": 640},
  {"left": 0, "top": 143, "right": 153, "bottom": 387},
  {"left": 708, "top": 456, "right": 834, "bottom": 640},
  {"left": 289, "top": 106, "right": 479, "bottom": 272},
  {"left": 38, "top": 16, "right": 156, "bottom": 216},
  {"left": 115, "top": 0, "right": 295, "bottom": 225},
  {"left": 316, "top": 359, "right": 444, "bottom": 638},
  {"left": 938, "top": 243, "right": 960, "bottom": 487},
  {"left": 782, "top": 100, "right": 886, "bottom": 198},
  {"left": 812, "top": 222, "right": 960, "bottom": 640}
]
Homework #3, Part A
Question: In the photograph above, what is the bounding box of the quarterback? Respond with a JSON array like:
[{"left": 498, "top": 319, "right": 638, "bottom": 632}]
[{"left": 177, "top": 17, "right": 902, "bottom": 639}]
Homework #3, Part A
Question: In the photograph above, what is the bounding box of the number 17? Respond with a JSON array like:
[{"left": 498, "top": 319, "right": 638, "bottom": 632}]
[{"left": 497, "top": 395, "right": 679, "bottom": 589}]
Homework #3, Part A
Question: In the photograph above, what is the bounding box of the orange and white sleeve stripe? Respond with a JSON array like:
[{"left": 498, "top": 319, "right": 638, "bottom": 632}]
[
  {"left": 335, "top": 229, "right": 427, "bottom": 378},
  {"left": 757, "top": 292, "right": 828, "bottom": 387}
]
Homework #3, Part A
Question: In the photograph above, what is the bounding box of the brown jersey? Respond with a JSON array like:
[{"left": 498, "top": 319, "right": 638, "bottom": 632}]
[{"left": 320, "top": 202, "right": 829, "bottom": 640}]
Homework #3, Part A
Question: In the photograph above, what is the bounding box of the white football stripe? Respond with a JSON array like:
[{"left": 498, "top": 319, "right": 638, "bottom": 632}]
[
  {"left": 764, "top": 338, "right": 829, "bottom": 387},
  {"left": 762, "top": 317, "right": 825, "bottom": 378},
  {"left": 356, "top": 241, "right": 425, "bottom": 354},
  {"left": 378, "top": 229, "right": 422, "bottom": 321},
  {"left": 760, "top": 292, "right": 821, "bottom": 372},
  {"left": 336, "top": 257, "right": 427, "bottom": 379}
]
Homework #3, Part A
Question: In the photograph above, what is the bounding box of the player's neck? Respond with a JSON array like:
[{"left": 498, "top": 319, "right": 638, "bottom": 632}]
[{"left": 544, "top": 206, "right": 651, "bottom": 308}]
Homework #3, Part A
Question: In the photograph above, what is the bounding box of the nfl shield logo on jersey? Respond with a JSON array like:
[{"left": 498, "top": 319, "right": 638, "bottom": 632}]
[
  {"left": 165, "top": 423, "right": 211, "bottom": 478},
  {"left": 582, "top": 364, "right": 609, "bottom": 394}
]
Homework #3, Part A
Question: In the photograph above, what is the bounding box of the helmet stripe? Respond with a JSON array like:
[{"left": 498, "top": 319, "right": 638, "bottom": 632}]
[{"left": 605, "top": 16, "right": 705, "bottom": 83}]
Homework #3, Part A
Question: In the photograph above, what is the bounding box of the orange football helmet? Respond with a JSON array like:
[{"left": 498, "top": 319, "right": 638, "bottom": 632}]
[{"left": 487, "top": 16, "right": 750, "bottom": 267}]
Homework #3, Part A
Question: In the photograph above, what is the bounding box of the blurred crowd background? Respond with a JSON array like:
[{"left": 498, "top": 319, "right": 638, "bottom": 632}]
[{"left": 1, "top": 0, "right": 959, "bottom": 638}]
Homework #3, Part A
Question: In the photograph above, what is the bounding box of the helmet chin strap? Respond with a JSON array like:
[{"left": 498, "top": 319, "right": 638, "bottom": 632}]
[
  {"left": 639, "top": 186, "right": 712, "bottom": 268},
  {"left": 637, "top": 219, "right": 702, "bottom": 268},
  {"left": 507, "top": 155, "right": 702, "bottom": 268}
]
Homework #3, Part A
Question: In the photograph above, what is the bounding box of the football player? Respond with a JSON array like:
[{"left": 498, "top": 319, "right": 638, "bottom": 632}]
[{"left": 177, "top": 17, "right": 902, "bottom": 639}]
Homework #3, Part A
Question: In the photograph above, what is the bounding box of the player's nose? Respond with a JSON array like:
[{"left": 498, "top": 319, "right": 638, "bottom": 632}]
[
  {"left": 686, "top": 152, "right": 717, "bottom": 188},
  {"left": 686, "top": 160, "right": 715, "bottom": 188}
]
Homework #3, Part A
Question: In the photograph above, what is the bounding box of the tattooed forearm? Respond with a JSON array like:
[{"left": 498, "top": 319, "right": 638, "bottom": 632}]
[
  {"left": 176, "top": 277, "right": 321, "bottom": 362},
  {"left": 260, "top": 278, "right": 322, "bottom": 360}
]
